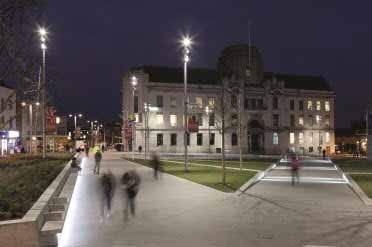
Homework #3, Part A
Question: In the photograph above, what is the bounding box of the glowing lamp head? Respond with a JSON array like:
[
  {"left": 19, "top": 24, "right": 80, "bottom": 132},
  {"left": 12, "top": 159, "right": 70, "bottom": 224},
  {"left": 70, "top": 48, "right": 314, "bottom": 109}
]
[
  {"left": 41, "top": 43, "right": 47, "bottom": 51},
  {"left": 181, "top": 36, "right": 192, "bottom": 48},
  {"left": 69, "top": 114, "right": 73, "bottom": 118},
  {"left": 78, "top": 113, "right": 83, "bottom": 118},
  {"left": 35, "top": 102, "right": 40, "bottom": 106},
  {"left": 21, "top": 102, "right": 26, "bottom": 107},
  {"left": 131, "top": 76, "right": 138, "bottom": 86},
  {"left": 38, "top": 27, "right": 47, "bottom": 37}
]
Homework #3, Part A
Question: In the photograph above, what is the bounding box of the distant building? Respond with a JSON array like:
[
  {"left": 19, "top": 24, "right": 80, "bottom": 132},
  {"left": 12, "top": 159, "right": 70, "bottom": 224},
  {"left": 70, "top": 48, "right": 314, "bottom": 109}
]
[
  {"left": 0, "top": 80, "right": 18, "bottom": 155},
  {"left": 122, "top": 44, "right": 335, "bottom": 155}
]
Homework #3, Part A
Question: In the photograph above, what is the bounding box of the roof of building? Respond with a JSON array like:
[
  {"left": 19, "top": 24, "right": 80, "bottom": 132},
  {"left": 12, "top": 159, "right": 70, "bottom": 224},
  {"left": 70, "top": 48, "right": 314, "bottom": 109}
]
[
  {"left": 0, "top": 79, "right": 14, "bottom": 90},
  {"left": 264, "top": 72, "right": 332, "bottom": 91},
  {"left": 132, "top": 66, "right": 218, "bottom": 85},
  {"left": 132, "top": 66, "right": 332, "bottom": 91}
]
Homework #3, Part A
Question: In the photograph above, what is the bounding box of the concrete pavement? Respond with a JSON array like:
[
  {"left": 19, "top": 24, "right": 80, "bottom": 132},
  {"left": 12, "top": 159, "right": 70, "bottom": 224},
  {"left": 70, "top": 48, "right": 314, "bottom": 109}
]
[{"left": 58, "top": 152, "right": 372, "bottom": 247}]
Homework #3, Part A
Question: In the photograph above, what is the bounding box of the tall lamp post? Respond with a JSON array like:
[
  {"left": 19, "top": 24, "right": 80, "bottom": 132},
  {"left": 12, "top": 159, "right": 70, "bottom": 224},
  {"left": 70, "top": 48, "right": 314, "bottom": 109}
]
[
  {"left": 21, "top": 101, "right": 40, "bottom": 153},
  {"left": 38, "top": 27, "right": 47, "bottom": 158},
  {"left": 144, "top": 102, "right": 151, "bottom": 160},
  {"left": 69, "top": 113, "right": 82, "bottom": 149},
  {"left": 205, "top": 106, "right": 212, "bottom": 153},
  {"left": 131, "top": 75, "right": 137, "bottom": 160},
  {"left": 181, "top": 36, "right": 192, "bottom": 172}
]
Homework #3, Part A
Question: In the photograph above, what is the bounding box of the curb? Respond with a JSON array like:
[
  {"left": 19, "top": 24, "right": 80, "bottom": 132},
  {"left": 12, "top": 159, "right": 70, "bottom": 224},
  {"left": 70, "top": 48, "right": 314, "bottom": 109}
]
[
  {"left": 345, "top": 174, "right": 372, "bottom": 206},
  {"left": 235, "top": 163, "right": 276, "bottom": 196}
]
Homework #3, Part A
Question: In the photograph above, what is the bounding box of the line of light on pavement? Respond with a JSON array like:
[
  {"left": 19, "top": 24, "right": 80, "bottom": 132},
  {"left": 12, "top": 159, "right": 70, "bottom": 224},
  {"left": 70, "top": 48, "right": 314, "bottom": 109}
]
[
  {"left": 57, "top": 155, "right": 88, "bottom": 246},
  {"left": 273, "top": 166, "right": 337, "bottom": 171},
  {"left": 260, "top": 178, "right": 349, "bottom": 184},
  {"left": 264, "top": 176, "right": 346, "bottom": 181}
]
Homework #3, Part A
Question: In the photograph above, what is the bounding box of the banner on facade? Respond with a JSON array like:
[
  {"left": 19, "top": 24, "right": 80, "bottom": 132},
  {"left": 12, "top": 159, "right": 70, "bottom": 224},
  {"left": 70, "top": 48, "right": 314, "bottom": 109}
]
[{"left": 188, "top": 116, "right": 199, "bottom": 132}]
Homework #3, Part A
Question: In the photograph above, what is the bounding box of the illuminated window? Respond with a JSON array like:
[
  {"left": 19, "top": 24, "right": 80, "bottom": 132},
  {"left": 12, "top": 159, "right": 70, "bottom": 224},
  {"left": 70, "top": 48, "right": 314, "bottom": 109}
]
[
  {"left": 170, "top": 96, "right": 177, "bottom": 107},
  {"left": 326, "top": 132, "right": 330, "bottom": 143},
  {"left": 299, "top": 116, "right": 304, "bottom": 126},
  {"left": 195, "top": 97, "right": 203, "bottom": 108},
  {"left": 135, "top": 114, "right": 139, "bottom": 123},
  {"left": 325, "top": 115, "right": 330, "bottom": 126},
  {"left": 273, "top": 132, "right": 279, "bottom": 145},
  {"left": 299, "top": 132, "right": 304, "bottom": 145},
  {"left": 325, "top": 101, "right": 330, "bottom": 111},
  {"left": 307, "top": 101, "right": 313, "bottom": 110},
  {"left": 290, "top": 132, "right": 295, "bottom": 144},
  {"left": 316, "top": 101, "right": 321, "bottom": 111},
  {"left": 156, "top": 113, "right": 163, "bottom": 125},
  {"left": 316, "top": 115, "right": 321, "bottom": 124},
  {"left": 170, "top": 114, "right": 177, "bottom": 127},
  {"left": 208, "top": 97, "right": 215, "bottom": 108}
]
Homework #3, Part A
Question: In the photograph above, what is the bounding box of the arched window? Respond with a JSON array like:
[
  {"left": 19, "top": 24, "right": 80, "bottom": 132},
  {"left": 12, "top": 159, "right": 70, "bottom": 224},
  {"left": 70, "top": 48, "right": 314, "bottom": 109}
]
[
  {"left": 272, "top": 132, "right": 279, "bottom": 145},
  {"left": 272, "top": 96, "right": 278, "bottom": 109}
]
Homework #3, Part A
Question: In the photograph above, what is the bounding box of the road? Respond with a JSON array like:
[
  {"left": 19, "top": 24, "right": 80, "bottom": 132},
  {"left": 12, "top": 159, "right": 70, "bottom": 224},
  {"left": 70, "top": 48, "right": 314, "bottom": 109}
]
[{"left": 58, "top": 152, "right": 372, "bottom": 247}]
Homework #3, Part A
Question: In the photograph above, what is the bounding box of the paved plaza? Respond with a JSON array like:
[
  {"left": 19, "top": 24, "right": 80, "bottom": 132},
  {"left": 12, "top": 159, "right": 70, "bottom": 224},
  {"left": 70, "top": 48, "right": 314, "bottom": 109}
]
[{"left": 58, "top": 152, "right": 372, "bottom": 247}]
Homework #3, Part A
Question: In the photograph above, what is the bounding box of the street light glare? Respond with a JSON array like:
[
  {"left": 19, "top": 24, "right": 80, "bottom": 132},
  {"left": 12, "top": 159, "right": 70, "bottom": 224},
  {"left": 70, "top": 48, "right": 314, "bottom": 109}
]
[
  {"left": 78, "top": 114, "right": 83, "bottom": 118},
  {"left": 131, "top": 75, "right": 138, "bottom": 86},
  {"left": 21, "top": 102, "right": 26, "bottom": 107},
  {"left": 41, "top": 43, "right": 47, "bottom": 51},
  {"left": 38, "top": 27, "right": 47, "bottom": 37},
  {"left": 181, "top": 36, "right": 192, "bottom": 48}
]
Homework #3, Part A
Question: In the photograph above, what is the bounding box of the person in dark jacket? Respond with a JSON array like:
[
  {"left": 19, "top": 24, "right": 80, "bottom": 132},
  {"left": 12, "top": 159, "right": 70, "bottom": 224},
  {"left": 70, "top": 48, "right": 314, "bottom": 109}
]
[
  {"left": 101, "top": 171, "right": 116, "bottom": 220},
  {"left": 151, "top": 152, "right": 161, "bottom": 180},
  {"left": 94, "top": 150, "right": 103, "bottom": 174},
  {"left": 121, "top": 169, "right": 141, "bottom": 220}
]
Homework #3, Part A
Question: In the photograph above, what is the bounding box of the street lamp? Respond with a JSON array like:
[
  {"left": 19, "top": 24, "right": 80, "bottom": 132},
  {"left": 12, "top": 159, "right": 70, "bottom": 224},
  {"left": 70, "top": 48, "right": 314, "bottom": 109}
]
[
  {"left": 144, "top": 102, "right": 151, "bottom": 160},
  {"left": 69, "top": 113, "right": 83, "bottom": 149},
  {"left": 205, "top": 106, "right": 212, "bottom": 153},
  {"left": 181, "top": 35, "right": 192, "bottom": 172},
  {"left": 38, "top": 26, "right": 47, "bottom": 158},
  {"left": 21, "top": 101, "right": 40, "bottom": 153},
  {"left": 131, "top": 75, "right": 137, "bottom": 160}
]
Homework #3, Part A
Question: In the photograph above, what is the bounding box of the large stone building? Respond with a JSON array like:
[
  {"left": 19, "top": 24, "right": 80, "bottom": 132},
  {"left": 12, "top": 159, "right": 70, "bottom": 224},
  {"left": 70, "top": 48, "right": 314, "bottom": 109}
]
[{"left": 122, "top": 45, "right": 335, "bottom": 155}]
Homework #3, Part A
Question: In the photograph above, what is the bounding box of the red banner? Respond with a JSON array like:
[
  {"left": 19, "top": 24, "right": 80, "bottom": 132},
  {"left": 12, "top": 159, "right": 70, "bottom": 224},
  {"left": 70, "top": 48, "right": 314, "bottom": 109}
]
[{"left": 188, "top": 117, "right": 199, "bottom": 132}]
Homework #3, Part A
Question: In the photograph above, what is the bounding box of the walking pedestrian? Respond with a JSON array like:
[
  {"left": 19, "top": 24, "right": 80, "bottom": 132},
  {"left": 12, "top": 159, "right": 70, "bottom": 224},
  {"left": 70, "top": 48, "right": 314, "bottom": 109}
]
[
  {"left": 291, "top": 156, "right": 300, "bottom": 186},
  {"left": 151, "top": 152, "right": 161, "bottom": 180},
  {"left": 322, "top": 149, "right": 326, "bottom": 160},
  {"left": 100, "top": 171, "right": 116, "bottom": 220},
  {"left": 94, "top": 150, "right": 103, "bottom": 174},
  {"left": 85, "top": 146, "right": 90, "bottom": 157},
  {"left": 121, "top": 169, "right": 141, "bottom": 220},
  {"left": 101, "top": 144, "right": 105, "bottom": 152},
  {"left": 70, "top": 157, "right": 82, "bottom": 173}
]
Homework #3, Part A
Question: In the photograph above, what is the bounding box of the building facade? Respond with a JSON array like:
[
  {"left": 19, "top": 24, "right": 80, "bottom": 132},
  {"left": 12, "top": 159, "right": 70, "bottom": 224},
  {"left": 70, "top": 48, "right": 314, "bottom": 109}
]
[
  {"left": 122, "top": 45, "right": 335, "bottom": 155},
  {"left": 0, "top": 81, "right": 18, "bottom": 155}
]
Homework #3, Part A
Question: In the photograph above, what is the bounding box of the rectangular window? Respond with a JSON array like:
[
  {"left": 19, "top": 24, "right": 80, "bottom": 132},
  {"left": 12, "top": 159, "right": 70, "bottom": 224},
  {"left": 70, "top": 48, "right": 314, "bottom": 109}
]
[
  {"left": 299, "top": 116, "right": 304, "bottom": 126},
  {"left": 299, "top": 100, "right": 304, "bottom": 111},
  {"left": 231, "top": 95, "right": 238, "bottom": 108},
  {"left": 197, "top": 133, "right": 203, "bottom": 146},
  {"left": 309, "top": 115, "right": 314, "bottom": 126},
  {"left": 210, "top": 133, "right": 215, "bottom": 145},
  {"left": 290, "top": 132, "right": 295, "bottom": 144},
  {"left": 316, "top": 101, "right": 321, "bottom": 111},
  {"left": 309, "top": 146, "right": 313, "bottom": 153},
  {"left": 250, "top": 99, "right": 257, "bottom": 109},
  {"left": 170, "top": 96, "right": 177, "bottom": 107},
  {"left": 156, "top": 95, "right": 163, "bottom": 107},
  {"left": 134, "top": 113, "right": 140, "bottom": 123},
  {"left": 186, "top": 132, "right": 190, "bottom": 146},
  {"left": 156, "top": 113, "right": 163, "bottom": 125},
  {"left": 170, "top": 133, "right": 177, "bottom": 146},
  {"left": 325, "top": 101, "right": 330, "bottom": 112},
  {"left": 309, "top": 132, "right": 314, "bottom": 144},
  {"left": 272, "top": 132, "right": 279, "bottom": 145},
  {"left": 325, "top": 115, "right": 330, "bottom": 126},
  {"left": 231, "top": 113, "right": 238, "bottom": 126},
  {"left": 195, "top": 97, "right": 203, "bottom": 108},
  {"left": 326, "top": 132, "right": 330, "bottom": 143},
  {"left": 208, "top": 97, "right": 215, "bottom": 108},
  {"left": 273, "top": 114, "right": 279, "bottom": 128},
  {"left": 307, "top": 100, "right": 313, "bottom": 110},
  {"left": 244, "top": 98, "right": 248, "bottom": 109},
  {"left": 290, "top": 100, "right": 295, "bottom": 111},
  {"left": 257, "top": 99, "right": 264, "bottom": 109},
  {"left": 316, "top": 115, "right": 321, "bottom": 125},
  {"left": 157, "top": 134, "right": 163, "bottom": 146},
  {"left": 319, "top": 133, "right": 323, "bottom": 145},
  {"left": 273, "top": 97, "right": 278, "bottom": 110},
  {"left": 231, "top": 133, "right": 238, "bottom": 146},
  {"left": 170, "top": 114, "right": 177, "bottom": 127},
  {"left": 299, "top": 132, "right": 304, "bottom": 145},
  {"left": 198, "top": 113, "right": 203, "bottom": 126},
  {"left": 290, "top": 114, "right": 295, "bottom": 127},
  {"left": 134, "top": 95, "right": 139, "bottom": 113},
  {"left": 209, "top": 113, "right": 215, "bottom": 126}
]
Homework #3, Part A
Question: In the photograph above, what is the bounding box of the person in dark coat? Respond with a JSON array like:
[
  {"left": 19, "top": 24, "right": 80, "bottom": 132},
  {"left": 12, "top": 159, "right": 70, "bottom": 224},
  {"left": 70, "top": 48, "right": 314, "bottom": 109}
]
[
  {"left": 121, "top": 169, "right": 141, "bottom": 220},
  {"left": 94, "top": 150, "right": 103, "bottom": 174},
  {"left": 151, "top": 152, "right": 161, "bottom": 180},
  {"left": 101, "top": 171, "right": 116, "bottom": 220}
]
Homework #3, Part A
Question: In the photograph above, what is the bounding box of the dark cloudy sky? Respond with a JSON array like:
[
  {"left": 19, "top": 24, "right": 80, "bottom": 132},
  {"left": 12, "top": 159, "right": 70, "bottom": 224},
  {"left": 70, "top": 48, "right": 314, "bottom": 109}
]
[{"left": 46, "top": 0, "right": 371, "bottom": 127}]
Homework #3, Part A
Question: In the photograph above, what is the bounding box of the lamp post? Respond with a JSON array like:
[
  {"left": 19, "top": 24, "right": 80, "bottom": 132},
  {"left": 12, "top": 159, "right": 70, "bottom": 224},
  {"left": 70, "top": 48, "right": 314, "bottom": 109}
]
[
  {"left": 144, "top": 102, "right": 151, "bottom": 160},
  {"left": 38, "top": 27, "right": 47, "bottom": 158},
  {"left": 205, "top": 106, "right": 212, "bottom": 153},
  {"left": 21, "top": 101, "right": 40, "bottom": 153},
  {"left": 131, "top": 75, "right": 137, "bottom": 160},
  {"left": 181, "top": 36, "right": 192, "bottom": 172},
  {"left": 69, "top": 113, "right": 82, "bottom": 149}
]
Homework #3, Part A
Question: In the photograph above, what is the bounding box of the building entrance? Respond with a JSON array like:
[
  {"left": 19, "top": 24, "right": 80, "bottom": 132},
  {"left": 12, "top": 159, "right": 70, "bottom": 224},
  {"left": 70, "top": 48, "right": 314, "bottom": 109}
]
[{"left": 248, "top": 120, "right": 264, "bottom": 153}]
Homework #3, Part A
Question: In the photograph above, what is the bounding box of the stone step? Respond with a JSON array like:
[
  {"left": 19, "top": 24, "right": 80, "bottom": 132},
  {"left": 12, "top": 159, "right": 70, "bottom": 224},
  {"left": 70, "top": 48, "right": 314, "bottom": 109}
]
[
  {"left": 51, "top": 197, "right": 68, "bottom": 205},
  {"left": 48, "top": 203, "right": 66, "bottom": 212},
  {"left": 44, "top": 210, "right": 65, "bottom": 221},
  {"left": 40, "top": 221, "right": 64, "bottom": 236}
]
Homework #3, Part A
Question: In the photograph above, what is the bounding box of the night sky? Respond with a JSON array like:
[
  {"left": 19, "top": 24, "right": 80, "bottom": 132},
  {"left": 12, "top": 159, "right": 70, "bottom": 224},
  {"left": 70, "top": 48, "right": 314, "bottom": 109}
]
[{"left": 46, "top": 1, "right": 371, "bottom": 127}]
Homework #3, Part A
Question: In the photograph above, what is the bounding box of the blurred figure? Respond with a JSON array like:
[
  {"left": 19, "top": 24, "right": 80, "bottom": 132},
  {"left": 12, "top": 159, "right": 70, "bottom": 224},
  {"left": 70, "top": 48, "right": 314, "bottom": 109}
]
[
  {"left": 138, "top": 145, "right": 142, "bottom": 154},
  {"left": 101, "top": 144, "right": 105, "bottom": 153},
  {"left": 291, "top": 156, "right": 300, "bottom": 186},
  {"left": 322, "top": 149, "right": 326, "bottom": 160},
  {"left": 70, "top": 157, "right": 81, "bottom": 173},
  {"left": 151, "top": 152, "right": 161, "bottom": 180},
  {"left": 121, "top": 169, "right": 141, "bottom": 220},
  {"left": 94, "top": 150, "right": 102, "bottom": 174},
  {"left": 85, "top": 146, "right": 90, "bottom": 157},
  {"left": 101, "top": 171, "right": 116, "bottom": 220}
]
